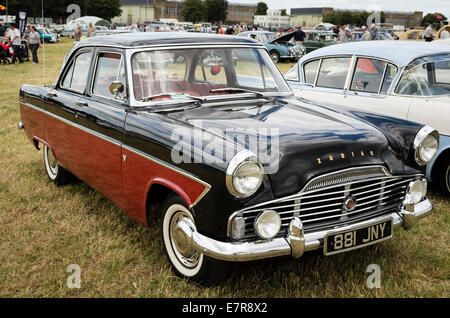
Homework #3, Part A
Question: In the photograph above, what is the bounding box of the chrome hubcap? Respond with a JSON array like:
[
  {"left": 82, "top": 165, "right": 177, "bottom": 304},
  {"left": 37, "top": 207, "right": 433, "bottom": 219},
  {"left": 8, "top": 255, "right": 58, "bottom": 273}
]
[{"left": 169, "top": 212, "right": 200, "bottom": 268}]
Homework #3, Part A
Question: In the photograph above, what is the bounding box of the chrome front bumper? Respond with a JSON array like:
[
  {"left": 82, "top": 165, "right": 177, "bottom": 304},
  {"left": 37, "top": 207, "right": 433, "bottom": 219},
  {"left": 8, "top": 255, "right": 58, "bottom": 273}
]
[{"left": 177, "top": 199, "right": 433, "bottom": 262}]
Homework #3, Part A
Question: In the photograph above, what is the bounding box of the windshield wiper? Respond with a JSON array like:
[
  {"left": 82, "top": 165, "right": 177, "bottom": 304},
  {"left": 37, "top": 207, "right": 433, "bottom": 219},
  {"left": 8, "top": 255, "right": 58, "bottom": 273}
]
[
  {"left": 209, "top": 87, "right": 266, "bottom": 98},
  {"left": 141, "top": 93, "right": 205, "bottom": 103}
]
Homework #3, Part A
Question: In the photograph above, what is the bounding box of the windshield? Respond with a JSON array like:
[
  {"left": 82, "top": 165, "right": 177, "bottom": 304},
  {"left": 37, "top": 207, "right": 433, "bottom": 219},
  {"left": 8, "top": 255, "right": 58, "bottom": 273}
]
[
  {"left": 131, "top": 47, "right": 291, "bottom": 101},
  {"left": 396, "top": 57, "right": 450, "bottom": 96}
]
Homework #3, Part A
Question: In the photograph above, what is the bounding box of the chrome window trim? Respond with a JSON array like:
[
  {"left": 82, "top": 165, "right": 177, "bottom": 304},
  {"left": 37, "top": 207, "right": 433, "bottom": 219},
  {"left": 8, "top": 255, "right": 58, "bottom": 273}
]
[
  {"left": 126, "top": 45, "right": 292, "bottom": 107},
  {"left": 20, "top": 101, "right": 211, "bottom": 208},
  {"left": 59, "top": 50, "right": 93, "bottom": 95},
  {"left": 392, "top": 58, "right": 450, "bottom": 98},
  {"left": 90, "top": 50, "right": 126, "bottom": 101}
]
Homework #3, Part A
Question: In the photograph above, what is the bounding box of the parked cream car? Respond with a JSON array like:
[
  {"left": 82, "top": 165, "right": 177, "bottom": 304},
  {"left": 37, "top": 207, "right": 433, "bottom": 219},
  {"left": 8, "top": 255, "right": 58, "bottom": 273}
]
[{"left": 285, "top": 41, "right": 450, "bottom": 195}]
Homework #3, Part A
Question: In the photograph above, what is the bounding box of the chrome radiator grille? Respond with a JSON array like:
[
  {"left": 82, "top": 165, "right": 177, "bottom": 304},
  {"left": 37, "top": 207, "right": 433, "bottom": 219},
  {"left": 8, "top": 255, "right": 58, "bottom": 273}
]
[{"left": 232, "top": 166, "right": 418, "bottom": 239}]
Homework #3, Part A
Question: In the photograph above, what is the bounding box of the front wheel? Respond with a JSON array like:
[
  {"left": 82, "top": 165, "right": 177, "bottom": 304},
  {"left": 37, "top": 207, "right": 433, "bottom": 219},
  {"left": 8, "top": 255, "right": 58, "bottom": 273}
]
[
  {"left": 43, "top": 144, "right": 73, "bottom": 186},
  {"left": 270, "top": 50, "right": 280, "bottom": 63},
  {"left": 160, "top": 194, "right": 229, "bottom": 286},
  {"left": 438, "top": 161, "right": 450, "bottom": 196}
]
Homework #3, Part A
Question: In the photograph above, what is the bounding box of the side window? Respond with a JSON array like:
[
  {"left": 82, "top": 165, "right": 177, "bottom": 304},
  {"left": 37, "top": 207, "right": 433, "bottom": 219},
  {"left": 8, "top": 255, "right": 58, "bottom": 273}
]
[
  {"left": 316, "top": 57, "right": 351, "bottom": 89},
  {"left": 350, "top": 58, "right": 386, "bottom": 93},
  {"left": 61, "top": 52, "right": 92, "bottom": 92},
  {"left": 234, "top": 49, "right": 277, "bottom": 90},
  {"left": 303, "top": 59, "right": 320, "bottom": 84},
  {"left": 380, "top": 64, "right": 398, "bottom": 94},
  {"left": 92, "top": 52, "right": 126, "bottom": 99},
  {"left": 284, "top": 64, "right": 299, "bottom": 82}
]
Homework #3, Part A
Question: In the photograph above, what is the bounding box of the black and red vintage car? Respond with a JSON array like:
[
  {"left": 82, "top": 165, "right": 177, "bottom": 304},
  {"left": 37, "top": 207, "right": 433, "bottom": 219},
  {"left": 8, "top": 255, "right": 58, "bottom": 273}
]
[{"left": 18, "top": 33, "right": 439, "bottom": 285}]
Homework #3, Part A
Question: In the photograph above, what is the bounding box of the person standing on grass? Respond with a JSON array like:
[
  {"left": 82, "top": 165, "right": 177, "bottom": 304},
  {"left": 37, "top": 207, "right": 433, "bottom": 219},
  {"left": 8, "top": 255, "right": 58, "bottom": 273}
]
[
  {"left": 425, "top": 23, "right": 434, "bottom": 42},
  {"left": 8, "top": 24, "right": 23, "bottom": 64},
  {"left": 336, "top": 23, "right": 352, "bottom": 43},
  {"left": 74, "top": 24, "right": 82, "bottom": 44},
  {"left": 87, "top": 22, "right": 95, "bottom": 38},
  {"left": 28, "top": 26, "right": 41, "bottom": 64},
  {"left": 294, "top": 26, "right": 306, "bottom": 45}
]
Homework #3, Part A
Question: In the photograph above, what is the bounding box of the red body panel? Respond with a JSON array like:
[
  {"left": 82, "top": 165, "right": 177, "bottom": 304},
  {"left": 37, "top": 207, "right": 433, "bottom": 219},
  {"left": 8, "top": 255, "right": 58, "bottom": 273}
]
[
  {"left": 122, "top": 148, "right": 208, "bottom": 224},
  {"left": 20, "top": 103, "right": 208, "bottom": 226}
]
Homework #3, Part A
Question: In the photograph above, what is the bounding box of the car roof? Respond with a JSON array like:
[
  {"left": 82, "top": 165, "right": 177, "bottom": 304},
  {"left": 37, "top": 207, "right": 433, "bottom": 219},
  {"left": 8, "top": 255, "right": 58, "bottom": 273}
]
[
  {"left": 300, "top": 40, "right": 450, "bottom": 67},
  {"left": 80, "top": 32, "right": 261, "bottom": 48}
]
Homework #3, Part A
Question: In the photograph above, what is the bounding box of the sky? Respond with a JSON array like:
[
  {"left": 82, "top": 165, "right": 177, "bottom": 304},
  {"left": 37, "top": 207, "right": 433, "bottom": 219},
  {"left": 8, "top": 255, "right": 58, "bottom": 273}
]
[{"left": 239, "top": 0, "right": 450, "bottom": 18}]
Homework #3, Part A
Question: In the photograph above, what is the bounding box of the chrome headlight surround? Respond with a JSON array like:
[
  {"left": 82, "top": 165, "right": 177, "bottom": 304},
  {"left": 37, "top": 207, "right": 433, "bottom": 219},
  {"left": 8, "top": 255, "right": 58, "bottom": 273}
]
[
  {"left": 413, "top": 126, "right": 439, "bottom": 166},
  {"left": 226, "top": 150, "right": 264, "bottom": 198},
  {"left": 404, "top": 178, "right": 427, "bottom": 205},
  {"left": 254, "top": 210, "right": 281, "bottom": 240}
]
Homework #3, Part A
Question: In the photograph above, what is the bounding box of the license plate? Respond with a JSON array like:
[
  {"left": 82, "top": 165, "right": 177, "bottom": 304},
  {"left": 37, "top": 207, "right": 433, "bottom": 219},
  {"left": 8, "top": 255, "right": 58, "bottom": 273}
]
[{"left": 324, "top": 218, "right": 393, "bottom": 256}]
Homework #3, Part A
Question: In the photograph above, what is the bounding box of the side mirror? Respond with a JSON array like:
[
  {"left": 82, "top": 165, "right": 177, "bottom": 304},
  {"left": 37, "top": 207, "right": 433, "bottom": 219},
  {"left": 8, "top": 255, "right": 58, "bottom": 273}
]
[{"left": 109, "top": 81, "right": 125, "bottom": 98}]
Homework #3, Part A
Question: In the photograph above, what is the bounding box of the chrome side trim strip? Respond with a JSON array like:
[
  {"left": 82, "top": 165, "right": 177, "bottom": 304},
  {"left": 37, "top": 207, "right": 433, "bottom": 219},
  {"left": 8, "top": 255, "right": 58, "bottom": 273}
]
[
  {"left": 21, "top": 102, "right": 121, "bottom": 147},
  {"left": 21, "top": 102, "right": 211, "bottom": 207}
]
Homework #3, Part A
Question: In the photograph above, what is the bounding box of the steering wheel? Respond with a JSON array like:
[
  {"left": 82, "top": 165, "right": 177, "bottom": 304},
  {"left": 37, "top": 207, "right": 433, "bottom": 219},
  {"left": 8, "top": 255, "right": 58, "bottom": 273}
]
[{"left": 397, "top": 78, "right": 431, "bottom": 96}]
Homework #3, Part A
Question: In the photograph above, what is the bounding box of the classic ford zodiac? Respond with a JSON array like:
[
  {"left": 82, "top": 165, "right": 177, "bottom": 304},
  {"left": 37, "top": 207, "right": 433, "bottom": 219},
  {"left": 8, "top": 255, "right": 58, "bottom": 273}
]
[
  {"left": 18, "top": 33, "right": 438, "bottom": 285},
  {"left": 286, "top": 41, "right": 450, "bottom": 196}
]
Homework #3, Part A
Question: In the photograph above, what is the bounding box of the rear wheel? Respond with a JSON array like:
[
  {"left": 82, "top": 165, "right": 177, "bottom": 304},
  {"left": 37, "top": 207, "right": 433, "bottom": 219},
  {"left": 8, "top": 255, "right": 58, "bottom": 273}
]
[
  {"left": 160, "top": 194, "right": 229, "bottom": 286},
  {"left": 43, "top": 144, "right": 73, "bottom": 186},
  {"left": 270, "top": 50, "right": 280, "bottom": 63}
]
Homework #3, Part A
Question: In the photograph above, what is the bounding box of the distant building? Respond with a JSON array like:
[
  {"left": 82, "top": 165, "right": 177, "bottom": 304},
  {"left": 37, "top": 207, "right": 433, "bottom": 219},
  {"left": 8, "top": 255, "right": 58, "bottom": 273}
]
[
  {"left": 254, "top": 9, "right": 290, "bottom": 29},
  {"left": 111, "top": 0, "right": 257, "bottom": 25},
  {"left": 226, "top": 2, "right": 257, "bottom": 25},
  {"left": 289, "top": 7, "right": 333, "bottom": 28},
  {"left": 382, "top": 11, "right": 423, "bottom": 28},
  {"left": 289, "top": 7, "right": 423, "bottom": 29}
]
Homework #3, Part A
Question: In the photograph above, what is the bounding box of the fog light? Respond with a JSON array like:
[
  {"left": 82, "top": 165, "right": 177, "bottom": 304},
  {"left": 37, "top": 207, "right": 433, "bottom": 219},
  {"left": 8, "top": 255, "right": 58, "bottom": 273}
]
[
  {"left": 404, "top": 179, "right": 427, "bottom": 205},
  {"left": 254, "top": 210, "right": 281, "bottom": 240},
  {"left": 231, "top": 216, "right": 245, "bottom": 240}
]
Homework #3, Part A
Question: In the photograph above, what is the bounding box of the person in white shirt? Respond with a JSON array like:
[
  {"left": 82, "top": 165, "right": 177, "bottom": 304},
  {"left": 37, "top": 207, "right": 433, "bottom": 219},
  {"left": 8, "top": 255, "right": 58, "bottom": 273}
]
[
  {"left": 425, "top": 23, "right": 434, "bottom": 42},
  {"left": 440, "top": 23, "right": 450, "bottom": 39},
  {"left": 8, "top": 24, "right": 23, "bottom": 64}
]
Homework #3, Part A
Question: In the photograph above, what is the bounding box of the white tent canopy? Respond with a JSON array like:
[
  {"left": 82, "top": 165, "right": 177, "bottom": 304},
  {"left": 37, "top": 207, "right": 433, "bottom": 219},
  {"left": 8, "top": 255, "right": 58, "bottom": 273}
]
[
  {"left": 313, "top": 23, "right": 335, "bottom": 31},
  {"left": 67, "top": 16, "right": 112, "bottom": 29}
]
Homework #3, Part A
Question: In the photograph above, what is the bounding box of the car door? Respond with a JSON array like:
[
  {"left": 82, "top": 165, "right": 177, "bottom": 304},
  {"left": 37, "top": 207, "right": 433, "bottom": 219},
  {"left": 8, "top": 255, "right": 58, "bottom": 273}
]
[
  {"left": 72, "top": 49, "right": 128, "bottom": 205},
  {"left": 290, "top": 57, "right": 350, "bottom": 106},
  {"left": 344, "top": 57, "right": 411, "bottom": 119},
  {"left": 45, "top": 48, "right": 93, "bottom": 175}
]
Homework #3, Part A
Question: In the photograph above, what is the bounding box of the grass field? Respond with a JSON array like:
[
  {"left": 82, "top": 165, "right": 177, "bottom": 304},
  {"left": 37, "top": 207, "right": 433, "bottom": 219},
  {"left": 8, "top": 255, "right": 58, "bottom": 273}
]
[{"left": 0, "top": 37, "right": 448, "bottom": 297}]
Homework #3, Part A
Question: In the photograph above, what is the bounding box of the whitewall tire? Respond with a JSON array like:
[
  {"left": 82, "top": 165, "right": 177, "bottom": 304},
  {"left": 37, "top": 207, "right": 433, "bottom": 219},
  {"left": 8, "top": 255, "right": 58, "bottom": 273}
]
[
  {"left": 43, "top": 144, "right": 73, "bottom": 186},
  {"left": 160, "top": 194, "right": 229, "bottom": 285}
]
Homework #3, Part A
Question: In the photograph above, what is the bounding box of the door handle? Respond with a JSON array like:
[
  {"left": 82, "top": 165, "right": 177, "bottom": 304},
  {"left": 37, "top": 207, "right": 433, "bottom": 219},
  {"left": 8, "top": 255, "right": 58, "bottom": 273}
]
[
  {"left": 76, "top": 101, "right": 88, "bottom": 107},
  {"left": 47, "top": 92, "right": 57, "bottom": 97}
]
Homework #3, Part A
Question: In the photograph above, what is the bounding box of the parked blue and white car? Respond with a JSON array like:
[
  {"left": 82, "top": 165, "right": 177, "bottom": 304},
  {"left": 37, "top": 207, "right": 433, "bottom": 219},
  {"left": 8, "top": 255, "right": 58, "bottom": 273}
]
[
  {"left": 285, "top": 41, "right": 450, "bottom": 196},
  {"left": 237, "top": 31, "right": 306, "bottom": 63}
]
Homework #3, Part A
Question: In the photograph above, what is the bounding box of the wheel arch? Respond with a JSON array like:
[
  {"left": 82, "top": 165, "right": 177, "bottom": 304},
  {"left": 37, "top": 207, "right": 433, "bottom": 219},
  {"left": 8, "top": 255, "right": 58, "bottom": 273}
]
[
  {"left": 144, "top": 178, "right": 193, "bottom": 226},
  {"left": 430, "top": 146, "right": 450, "bottom": 183}
]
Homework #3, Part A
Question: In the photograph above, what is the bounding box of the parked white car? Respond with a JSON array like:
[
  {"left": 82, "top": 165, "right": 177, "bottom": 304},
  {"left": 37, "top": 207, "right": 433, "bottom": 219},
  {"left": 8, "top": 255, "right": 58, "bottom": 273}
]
[{"left": 285, "top": 41, "right": 450, "bottom": 195}]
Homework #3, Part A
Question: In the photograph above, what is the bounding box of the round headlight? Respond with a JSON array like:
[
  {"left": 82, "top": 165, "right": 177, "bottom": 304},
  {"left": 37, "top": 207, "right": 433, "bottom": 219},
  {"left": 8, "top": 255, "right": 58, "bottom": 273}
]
[
  {"left": 414, "top": 126, "right": 439, "bottom": 166},
  {"left": 254, "top": 210, "right": 281, "bottom": 240},
  {"left": 405, "top": 179, "right": 427, "bottom": 205},
  {"left": 226, "top": 150, "right": 264, "bottom": 198}
]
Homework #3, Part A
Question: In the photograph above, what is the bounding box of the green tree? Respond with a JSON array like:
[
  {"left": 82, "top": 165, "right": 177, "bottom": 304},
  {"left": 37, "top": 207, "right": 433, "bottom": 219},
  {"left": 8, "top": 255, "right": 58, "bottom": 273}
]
[
  {"left": 84, "top": 0, "right": 122, "bottom": 22},
  {"left": 182, "top": 0, "right": 205, "bottom": 23},
  {"left": 204, "top": 0, "right": 228, "bottom": 24},
  {"left": 255, "top": 2, "right": 268, "bottom": 15},
  {"left": 422, "top": 12, "right": 448, "bottom": 26},
  {"left": 280, "top": 9, "right": 287, "bottom": 16}
]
